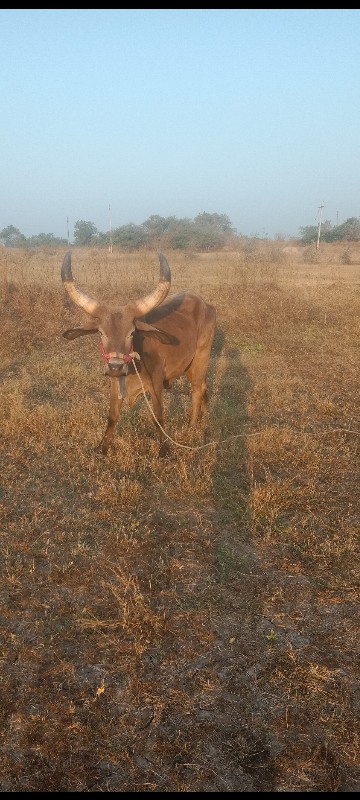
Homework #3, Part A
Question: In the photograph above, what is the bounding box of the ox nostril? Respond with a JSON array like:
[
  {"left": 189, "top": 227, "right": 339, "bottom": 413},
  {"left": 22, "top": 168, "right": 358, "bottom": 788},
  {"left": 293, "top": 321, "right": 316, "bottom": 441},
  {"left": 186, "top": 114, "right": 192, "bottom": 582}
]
[{"left": 107, "top": 358, "right": 128, "bottom": 376}]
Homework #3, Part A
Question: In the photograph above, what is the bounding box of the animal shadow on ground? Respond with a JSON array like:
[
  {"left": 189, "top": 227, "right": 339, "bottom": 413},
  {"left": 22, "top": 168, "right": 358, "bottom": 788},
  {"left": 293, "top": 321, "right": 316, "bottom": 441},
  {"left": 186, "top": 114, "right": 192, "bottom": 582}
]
[
  {"left": 159, "top": 327, "right": 278, "bottom": 791},
  {"left": 192, "top": 328, "right": 280, "bottom": 791}
]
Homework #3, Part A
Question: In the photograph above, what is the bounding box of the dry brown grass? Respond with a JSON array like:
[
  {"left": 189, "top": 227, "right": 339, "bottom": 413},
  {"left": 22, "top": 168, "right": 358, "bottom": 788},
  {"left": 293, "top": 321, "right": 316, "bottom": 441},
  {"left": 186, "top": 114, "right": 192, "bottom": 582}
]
[{"left": 0, "top": 242, "right": 359, "bottom": 791}]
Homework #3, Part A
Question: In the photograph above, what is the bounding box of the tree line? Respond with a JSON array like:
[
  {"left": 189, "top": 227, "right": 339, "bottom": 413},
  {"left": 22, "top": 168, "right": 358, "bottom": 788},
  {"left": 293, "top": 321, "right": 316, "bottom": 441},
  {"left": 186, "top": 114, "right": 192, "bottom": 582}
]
[
  {"left": 299, "top": 216, "right": 360, "bottom": 244},
  {"left": 2, "top": 213, "right": 360, "bottom": 250},
  {"left": 0, "top": 213, "right": 238, "bottom": 250}
]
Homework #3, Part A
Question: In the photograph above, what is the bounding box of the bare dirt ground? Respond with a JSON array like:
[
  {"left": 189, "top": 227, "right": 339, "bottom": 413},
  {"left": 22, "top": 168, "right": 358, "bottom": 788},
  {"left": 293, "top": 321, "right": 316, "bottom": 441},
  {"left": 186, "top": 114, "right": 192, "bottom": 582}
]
[{"left": 0, "top": 244, "right": 359, "bottom": 791}]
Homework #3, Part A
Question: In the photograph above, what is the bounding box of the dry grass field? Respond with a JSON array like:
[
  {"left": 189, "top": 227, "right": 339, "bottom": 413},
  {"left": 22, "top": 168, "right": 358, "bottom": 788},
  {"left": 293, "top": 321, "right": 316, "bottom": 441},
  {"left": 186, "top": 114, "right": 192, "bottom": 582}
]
[{"left": 0, "top": 241, "right": 359, "bottom": 792}]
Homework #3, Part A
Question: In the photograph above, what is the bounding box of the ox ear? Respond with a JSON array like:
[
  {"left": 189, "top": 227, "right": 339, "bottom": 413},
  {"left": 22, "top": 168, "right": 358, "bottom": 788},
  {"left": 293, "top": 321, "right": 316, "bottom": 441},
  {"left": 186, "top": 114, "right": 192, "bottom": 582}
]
[
  {"left": 135, "top": 319, "right": 179, "bottom": 345},
  {"left": 62, "top": 327, "right": 99, "bottom": 340}
]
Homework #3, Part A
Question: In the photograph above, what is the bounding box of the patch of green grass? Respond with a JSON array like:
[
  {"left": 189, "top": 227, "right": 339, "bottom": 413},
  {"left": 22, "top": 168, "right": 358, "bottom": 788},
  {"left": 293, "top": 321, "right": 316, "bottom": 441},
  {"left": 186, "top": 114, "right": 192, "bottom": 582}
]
[{"left": 214, "top": 545, "right": 240, "bottom": 584}]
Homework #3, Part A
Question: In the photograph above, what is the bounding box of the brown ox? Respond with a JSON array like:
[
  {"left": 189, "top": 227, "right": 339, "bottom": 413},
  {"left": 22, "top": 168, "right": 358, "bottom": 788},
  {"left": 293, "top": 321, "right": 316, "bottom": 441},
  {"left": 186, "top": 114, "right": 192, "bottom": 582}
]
[{"left": 61, "top": 251, "right": 216, "bottom": 455}]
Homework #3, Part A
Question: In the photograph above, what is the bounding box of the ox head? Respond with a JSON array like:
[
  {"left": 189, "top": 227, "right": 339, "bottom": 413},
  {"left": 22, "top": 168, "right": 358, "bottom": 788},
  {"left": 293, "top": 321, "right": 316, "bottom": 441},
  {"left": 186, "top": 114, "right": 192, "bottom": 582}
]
[{"left": 61, "top": 251, "right": 174, "bottom": 377}]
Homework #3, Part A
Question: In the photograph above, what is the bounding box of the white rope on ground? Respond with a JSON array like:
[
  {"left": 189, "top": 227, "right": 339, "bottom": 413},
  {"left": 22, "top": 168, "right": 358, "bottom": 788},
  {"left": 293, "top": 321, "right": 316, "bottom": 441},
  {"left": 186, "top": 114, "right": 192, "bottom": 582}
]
[
  {"left": 131, "top": 358, "right": 360, "bottom": 451},
  {"left": 132, "top": 359, "right": 221, "bottom": 450}
]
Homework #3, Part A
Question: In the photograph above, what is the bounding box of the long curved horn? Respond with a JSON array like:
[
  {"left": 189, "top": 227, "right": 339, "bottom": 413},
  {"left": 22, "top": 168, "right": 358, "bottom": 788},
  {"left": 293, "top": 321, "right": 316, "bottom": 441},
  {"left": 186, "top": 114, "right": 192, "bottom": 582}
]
[
  {"left": 134, "top": 253, "right": 171, "bottom": 316},
  {"left": 61, "top": 251, "right": 101, "bottom": 317}
]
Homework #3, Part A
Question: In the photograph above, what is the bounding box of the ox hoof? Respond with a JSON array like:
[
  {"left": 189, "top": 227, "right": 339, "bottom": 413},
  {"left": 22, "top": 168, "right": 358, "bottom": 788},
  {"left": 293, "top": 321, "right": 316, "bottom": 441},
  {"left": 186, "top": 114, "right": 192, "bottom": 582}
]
[
  {"left": 94, "top": 443, "right": 108, "bottom": 456},
  {"left": 158, "top": 440, "right": 171, "bottom": 458}
]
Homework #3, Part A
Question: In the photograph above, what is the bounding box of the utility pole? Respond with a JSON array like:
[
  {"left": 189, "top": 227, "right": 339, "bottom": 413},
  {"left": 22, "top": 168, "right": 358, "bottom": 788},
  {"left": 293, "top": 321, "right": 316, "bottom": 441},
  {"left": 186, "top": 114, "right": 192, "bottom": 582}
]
[
  {"left": 108, "top": 204, "right": 113, "bottom": 253},
  {"left": 316, "top": 202, "right": 325, "bottom": 249},
  {"left": 67, "top": 216, "right": 70, "bottom": 246},
  {"left": 336, "top": 210, "right": 339, "bottom": 226}
]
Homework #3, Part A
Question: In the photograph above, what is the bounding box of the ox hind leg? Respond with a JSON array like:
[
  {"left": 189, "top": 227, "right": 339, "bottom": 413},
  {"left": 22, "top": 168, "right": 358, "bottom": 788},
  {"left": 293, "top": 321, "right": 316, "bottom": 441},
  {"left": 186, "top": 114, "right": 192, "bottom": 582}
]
[
  {"left": 151, "top": 385, "right": 171, "bottom": 457},
  {"left": 97, "top": 376, "right": 123, "bottom": 455},
  {"left": 185, "top": 311, "right": 216, "bottom": 427}
]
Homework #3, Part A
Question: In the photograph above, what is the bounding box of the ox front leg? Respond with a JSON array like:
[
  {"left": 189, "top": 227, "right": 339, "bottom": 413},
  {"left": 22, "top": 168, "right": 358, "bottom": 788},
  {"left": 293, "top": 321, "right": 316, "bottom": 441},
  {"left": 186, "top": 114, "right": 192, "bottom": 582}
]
[{"left": 97, "top": 377, "right": 123, "bottom": 455}]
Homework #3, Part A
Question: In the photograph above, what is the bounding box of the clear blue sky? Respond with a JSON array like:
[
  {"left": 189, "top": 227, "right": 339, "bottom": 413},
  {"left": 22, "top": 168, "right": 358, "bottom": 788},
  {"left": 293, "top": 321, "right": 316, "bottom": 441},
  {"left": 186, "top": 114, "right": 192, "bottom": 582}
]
[{"left": 1, "top": 9, "right": 360, "bottom": 240}]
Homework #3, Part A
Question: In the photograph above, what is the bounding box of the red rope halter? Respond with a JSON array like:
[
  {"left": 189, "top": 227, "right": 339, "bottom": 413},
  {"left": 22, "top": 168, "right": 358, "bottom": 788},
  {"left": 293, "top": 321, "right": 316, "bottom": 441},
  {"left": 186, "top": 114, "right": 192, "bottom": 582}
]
[
  {"left": 98, "top": 339, "right": 134, "bottom": 364},
  {"left": 98, "top": 339, "right": 109, "bottom": 363}
]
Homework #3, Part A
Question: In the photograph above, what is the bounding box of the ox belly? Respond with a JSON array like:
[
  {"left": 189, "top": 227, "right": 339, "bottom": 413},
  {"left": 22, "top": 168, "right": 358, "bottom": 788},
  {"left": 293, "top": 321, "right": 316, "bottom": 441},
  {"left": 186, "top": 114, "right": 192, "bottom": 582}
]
[{"left": 120, "top": 348, "right": 196, "bottom": 405}]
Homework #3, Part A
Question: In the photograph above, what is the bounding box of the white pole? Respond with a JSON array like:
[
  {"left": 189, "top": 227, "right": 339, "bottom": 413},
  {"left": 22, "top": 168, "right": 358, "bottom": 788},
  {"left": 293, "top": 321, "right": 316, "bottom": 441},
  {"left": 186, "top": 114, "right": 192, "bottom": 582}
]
[
  {"left": 109, "top": 204, "right": 113, "bottom": 253},
  {"left": 316, "top": 203, "right": 324, "bottom": 250}
]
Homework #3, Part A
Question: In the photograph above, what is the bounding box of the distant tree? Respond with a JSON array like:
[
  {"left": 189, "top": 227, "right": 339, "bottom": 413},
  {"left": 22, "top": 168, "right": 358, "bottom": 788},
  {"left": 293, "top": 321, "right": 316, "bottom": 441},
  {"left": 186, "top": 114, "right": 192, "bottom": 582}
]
[
  {"left": 194, "top": 212, "right": 234, "bottom": 232},
  {"left": 192, "top": 222, "right": 224, "bottom": 250},
  {"left": 95, "top": 231, "right": 109, "bottom": 246},
  {"left": 328, "top": 216, "right": 360, "bottom": 241},
  {"left": 143, "top": 215, "right": 177, "bottom": 237},
  {"left": 298, "top": 225, "right": 318, "bottom": 244},
  {"left": 73, "top": 220, "right": 98, "bottom": 246},
  {"left": 27, "top": 232, "right": 67, "bottom": 246},
  {"left": 166, "top": 219, "right": 194, "bottom": 249},
  {"left": 0, "top": 224, "right": 27, "bottom": 247},
  {"left": 112, "top": 223, "right": 148, "bottom": 250},
  {"left": 299, "top": 217, "right": 360, "bottom": 244}
]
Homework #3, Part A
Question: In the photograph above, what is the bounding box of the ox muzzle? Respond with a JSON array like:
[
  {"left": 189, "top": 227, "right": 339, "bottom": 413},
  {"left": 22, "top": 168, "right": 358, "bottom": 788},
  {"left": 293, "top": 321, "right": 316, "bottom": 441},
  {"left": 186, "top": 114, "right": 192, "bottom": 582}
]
[
  {"left": 104, "top": 356, "right": 130, "bottom": 378},
  {"left": 103, "top": 355, "right": 132, "bottom": 401},
  {"left": 99, "top": 342, "right": 140, "bottom": 399},
  {"left": 99, "top": 340, "right": 137, "bottom": 377}
]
